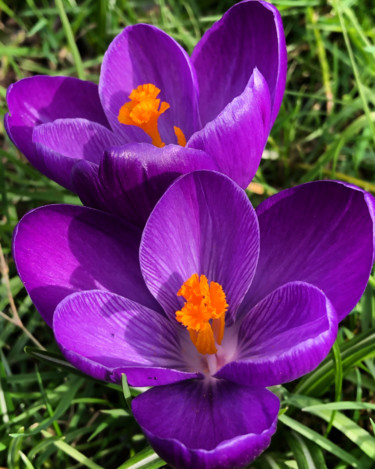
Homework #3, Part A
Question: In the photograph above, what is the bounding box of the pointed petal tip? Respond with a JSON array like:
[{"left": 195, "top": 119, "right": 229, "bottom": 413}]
[
  {"left": 140, "top": 170, "right": 259, "bottom": 322},
  {"left": 188, "top": 69, "right": 271, "bottom": 188},
  {"left": 192, "top": 0, "right": 286, "bottom": 127}
]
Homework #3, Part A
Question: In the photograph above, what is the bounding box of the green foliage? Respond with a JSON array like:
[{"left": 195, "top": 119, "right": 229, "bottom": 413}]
[{"left": 1, "top": 0, "right": 375, "bottom": 467}]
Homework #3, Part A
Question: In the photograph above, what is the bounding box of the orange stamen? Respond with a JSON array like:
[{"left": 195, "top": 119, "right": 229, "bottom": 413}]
[
  {"left": 176, "top": 274, "right": 228, "bottom": 355},
  {"left": 174, "top": 126, "right": 187, "bottom": 147},
  {"left": 118, "top": 83, "right": 186, "bottom": 148}
]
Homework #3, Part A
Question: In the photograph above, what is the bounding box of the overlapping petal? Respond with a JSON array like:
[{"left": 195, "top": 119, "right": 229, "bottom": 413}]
[
  {"left": 140, "top": 171, "right": 260, "bottom": 322},
  {"left": 192, "top": 0, "right": 287, "bottom": 126},
  {"left": 188, "top": 68, "right": 271, "bottom": 188},
  {"left": 10, "top": 169, "right": 375, "bottom": 468},
  {"left": 71, "top": 161, "right": 107, "bottom": 213},
  {"left": 54, "top": 290, "right": 201, "bottom": 385},
  {"left": 340, "top": 183, "right": 375, "bottom": 260},
  {"left": 217, "top": 282, "right": 338, "bottom": 386},
  {"left": 6, "top": 2, "right": 285, "bottom": 221},
  {"left": 132, "top": 379, "right": 279, "bottom": 469},
  {"left": 5, "top": 76, "right": 108, "bottom": 173},
  {"left": 365, "top": 190, "right": 375, "bottom": 259},
  {"left": 32, "top": 119, "right": 121, "bottom": 190},
  {"left": 13, "top": 204, "right": 160, "bottom": 326},
  {"left": 99, "top": 24, "right": 200, "bottom": 143},
  {"left": 73, "top": 143, "right": 217, "bottom": 227},
  {"left": 240, "top": 181, "right": 374, "bottom": 321}
]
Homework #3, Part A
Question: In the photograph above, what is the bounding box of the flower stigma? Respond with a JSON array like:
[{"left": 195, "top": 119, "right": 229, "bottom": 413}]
[
  {"left": 176, "top": 273, "right": 228, "bottom": 355},
  {"left": 118, "top": 83, "right": 186, "bottom": 148}
]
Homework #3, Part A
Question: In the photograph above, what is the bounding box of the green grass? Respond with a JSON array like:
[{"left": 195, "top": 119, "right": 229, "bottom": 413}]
[{"left": 1, "top": 0, "right": 375, "bottom": 467}]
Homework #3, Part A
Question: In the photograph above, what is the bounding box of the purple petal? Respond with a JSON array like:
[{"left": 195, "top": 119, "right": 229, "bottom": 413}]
[
  {"left": 13, "top": 204, "right": 159, "bottom": 327},
  {"left": 71, "top": 160, "right": 108, "bottom": 212},
  {"left": 365, "top": 191, "right": 375, "bottom": 260},
  {"left": 132, "top": 379, "right": 279, "bottom": 469},
  {"left": 99, "top": 24, "right": 200, "bottom": 143},
  {"left": 53, "top": 290, "right": 201, "bottom": 385},
  {"left": 217, "top": 282, "right": 338, "bottom": 387},
  {"left": 240, "top": 181, "right": 374, "bottom": 322},
  {"left": 192, "top": 0, "right": 287, "bottom": 127},
  {"left": 73, "top": 143, "right": 217, "bottom": 227},
  {"left": 188, "top": 69, "right": 271, "bottom": 188},
  {"left": 32, "top": 119, "right": 121, "bottom": 191},
  {"left": 340, "top": 183, "right": 375, "bottom": 261},
  {"left": 5, "top": 76, "right": 108, "bottom": 174},
  {"left": 140, "top": 171, "right": 259, "bottom": 322}
]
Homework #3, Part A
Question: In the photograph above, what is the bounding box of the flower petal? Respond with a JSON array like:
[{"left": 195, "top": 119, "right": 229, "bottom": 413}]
[
  {"left": 342, "top": 183, "right": 375, "bottom": 261},
  {"left": 73, "top": 143, "right": 217, "bottom": 227},
  {"left": 217, "top": 282, "right": 338, "bottom": 387},
  {"left": 13, "top": 204, "right": 159, "bottom": 327},
  {"left": 53, "top": 290, "right": 201, "bottom": 385},
  {"left": 140, "top": 171, "right": 259, "bottom": 322},
  {"left": 192, "top": 0, "right": 287, "bottom": 127},
  {"left": 132, "top": 379, "right": 279, "bottom": 469},
  {"left": 188, "top": 68, "right": 271, "bottom": 188},
  {"left": 99, "top": 24, "right": 200, "bottom": 143},
  {"left": 241, "top": 181, "right": 374, "bottom": 322},
  {"left": 5, "top": 76, "right": 108, "bottom": 173},
  {"left": 71, "top": 161, "right": 108, "bottom": 212},
  {"left": 32, "top": 118, "right": 121, "bottom": 191},
  {"left": 365, "top": 191, "right": 375, "bottom": 260}
]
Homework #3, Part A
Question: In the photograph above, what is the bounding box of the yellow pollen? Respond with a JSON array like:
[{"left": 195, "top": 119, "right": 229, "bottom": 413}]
[
  {"left": 176, "top": 274, "right": 228, "bottom": 355},
  {"left": 118, "top": 83, "right": 186, "bottom": 148}
]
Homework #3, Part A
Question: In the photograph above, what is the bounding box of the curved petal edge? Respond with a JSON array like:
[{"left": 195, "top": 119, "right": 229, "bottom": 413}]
[{"left": 132, "top": 379, "right": 279, "bottom": 469}]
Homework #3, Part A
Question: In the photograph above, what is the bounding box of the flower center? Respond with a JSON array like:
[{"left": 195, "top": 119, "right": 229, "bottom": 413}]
[
  {"left": 118, "top": 83, "right": 186, "bottom": 148},
  {"left": 176, "top": 273, "right": 228, "bottom": 355}
]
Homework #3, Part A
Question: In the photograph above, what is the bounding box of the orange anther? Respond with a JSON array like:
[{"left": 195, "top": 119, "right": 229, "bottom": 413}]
[
  {"left": 118, "top": 83, "right": 186, "bottom": 148},
  {"left": 176, "top": 274, "right": 228, "bottom": 355},
  {"left": 174, "top": 126, "right": 186, "bottom": 147}
]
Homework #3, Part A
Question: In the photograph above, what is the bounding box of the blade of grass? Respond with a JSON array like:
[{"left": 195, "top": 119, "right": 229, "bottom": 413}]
[
  {"left": 331, "top": 0, "right": 375, "bottom": 146},
  {"left": 307, "top": 7, "right": 333, "bottom": 113},
  {"left": 286, "top": 430, "right": 328, "bottom": 469},
  {"left": 54, "top": 0, "right": 85, "bottom": 79},
  {"left": 116, "top": 446, "right": 165, "bottom": 469},
  {"left": 303, "top": 407, "right": 375, "bottom": 460},
  {"left": 121, "top": 374, "right": 133, "bottom": 413},
  {"left": 279, "top": 414, "right": 360, "bottom": 467},
  {"left": 295, "top": 329, "right": 375, "bottom": 396},
  {"left": 324, "top": 340, "right": 343, "bottom": 436},
  {"left": 41, "top": 429, "right": 104, "bottom": 469},
  {"left": 10, "top": 375, "right": 82, "bottom": 437}
]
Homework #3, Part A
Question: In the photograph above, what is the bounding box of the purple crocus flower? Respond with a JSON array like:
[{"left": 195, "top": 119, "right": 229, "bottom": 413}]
[
  {"left": 5, "top": 0, "right": 286, "bottom": 226},
  {"left": 13, "top": 171, "right": 375, "bottom": 468}
]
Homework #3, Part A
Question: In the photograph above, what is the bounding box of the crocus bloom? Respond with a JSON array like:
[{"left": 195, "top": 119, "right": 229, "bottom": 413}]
[
  {"left": 13, "top": 171, "right": 375, "bottom": 468},
  {"left": 5, "top": 0, "right": 286, "bottom": 226}
]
